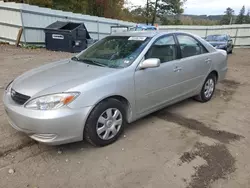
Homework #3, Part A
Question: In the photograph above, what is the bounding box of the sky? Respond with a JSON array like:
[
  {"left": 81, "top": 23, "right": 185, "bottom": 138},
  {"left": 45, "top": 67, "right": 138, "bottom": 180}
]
[{"left": 128, "top": 0, "right": 250, "bottom": 15}]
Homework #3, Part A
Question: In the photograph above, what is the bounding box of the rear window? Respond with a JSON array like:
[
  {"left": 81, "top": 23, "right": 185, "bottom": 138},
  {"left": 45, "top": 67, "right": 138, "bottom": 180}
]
[{"left": 206, "top": 35, "right": 227, "bottom": 41}]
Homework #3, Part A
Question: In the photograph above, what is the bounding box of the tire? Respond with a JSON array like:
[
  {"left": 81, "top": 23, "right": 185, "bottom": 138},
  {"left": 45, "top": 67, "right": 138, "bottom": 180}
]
[
  {"left": 228, "top": 45, "right": 233, "bottom": 54},
  {"left": 194, "top": 73, "right": 216, "bottom": 103},
  {"left": 84, "top": 98, "right": 126, "bottom": 147}
]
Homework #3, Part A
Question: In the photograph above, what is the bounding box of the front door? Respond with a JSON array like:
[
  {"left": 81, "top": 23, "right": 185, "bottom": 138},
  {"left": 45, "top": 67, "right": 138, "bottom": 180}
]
[{"left": 134, "top": 35, "right": 182, "bottom": 114}]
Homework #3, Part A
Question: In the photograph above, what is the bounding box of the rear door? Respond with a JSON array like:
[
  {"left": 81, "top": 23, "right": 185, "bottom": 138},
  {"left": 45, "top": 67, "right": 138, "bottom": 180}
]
[{"left": 174, "top": 34, "right": 212, "bottom": 95}]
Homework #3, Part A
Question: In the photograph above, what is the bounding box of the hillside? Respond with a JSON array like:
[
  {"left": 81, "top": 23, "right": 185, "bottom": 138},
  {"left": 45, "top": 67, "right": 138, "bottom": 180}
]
[{"left": 182, "top": 14, "right": 223, "bottom": 21}]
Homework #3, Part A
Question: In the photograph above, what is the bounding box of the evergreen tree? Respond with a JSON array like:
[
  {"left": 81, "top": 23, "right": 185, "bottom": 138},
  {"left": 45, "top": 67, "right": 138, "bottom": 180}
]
[
  {"left": 245, "top": 10, "right": 250, "bottom": 24},
  {"left": 235, "top": 5, "right": 246, "bottom": 24}
]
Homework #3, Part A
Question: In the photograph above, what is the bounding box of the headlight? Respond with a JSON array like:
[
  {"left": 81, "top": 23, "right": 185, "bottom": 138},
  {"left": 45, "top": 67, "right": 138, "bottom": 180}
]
[
  {"left": 25, "top": 92, "right": 79, "bottom": 110},
  {"left": 216, "top": 44, "right": 226, "bottom": 48},
  {"left": 5, "top": 80, "right": 13, "bottom": 93}
]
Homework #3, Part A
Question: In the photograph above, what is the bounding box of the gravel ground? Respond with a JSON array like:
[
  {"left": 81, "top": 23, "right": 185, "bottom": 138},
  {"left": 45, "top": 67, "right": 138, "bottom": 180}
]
[{"left": 0, "top": 45, "right": 250, "bottom": 188}]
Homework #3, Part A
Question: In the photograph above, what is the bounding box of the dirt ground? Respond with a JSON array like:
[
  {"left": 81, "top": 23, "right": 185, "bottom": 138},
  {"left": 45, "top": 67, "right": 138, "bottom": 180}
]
[{"left": 0, "top": 45, "right": 250, "bottom": 188}]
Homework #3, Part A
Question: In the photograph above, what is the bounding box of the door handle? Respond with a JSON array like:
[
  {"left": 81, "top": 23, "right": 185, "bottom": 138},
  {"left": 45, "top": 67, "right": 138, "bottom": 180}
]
[
  {"left": 174, "top": 66, "right": 182, "bottom": 72},
  {"left": 205, "top": 58, "right": 211, "bottom": 64}
]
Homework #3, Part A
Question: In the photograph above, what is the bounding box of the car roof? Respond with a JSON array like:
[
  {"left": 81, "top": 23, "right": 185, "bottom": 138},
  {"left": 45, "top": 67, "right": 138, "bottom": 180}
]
[
  {"left": 207, "top": 34, "right": 227, "bottom": 37},
  {"left": 111, "top": 31, "right": 160, "bottom": 37},
  {"left": 110, "top": 30, "right": 215, "bottom": 52},
  {"left": 111, "top": 31, "right": 196, "bottom": 38}
]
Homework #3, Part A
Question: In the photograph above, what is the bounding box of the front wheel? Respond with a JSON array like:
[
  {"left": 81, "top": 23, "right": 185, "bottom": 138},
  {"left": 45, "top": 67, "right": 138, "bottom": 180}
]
[
  {"left": 194, "top": 74, "right": 216, "bottom": 103},
  {"left": 84, "top": 98, "right": 126, "bottom": 147}
]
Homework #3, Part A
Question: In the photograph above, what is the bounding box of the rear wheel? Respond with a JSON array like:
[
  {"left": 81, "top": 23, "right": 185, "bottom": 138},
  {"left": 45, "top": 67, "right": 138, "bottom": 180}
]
[
  {"left": 194, "top": 74, "right": 216, "bottom": 103},
  {"left": 84, "top": 98, "right": 126, "bottom": 147}
]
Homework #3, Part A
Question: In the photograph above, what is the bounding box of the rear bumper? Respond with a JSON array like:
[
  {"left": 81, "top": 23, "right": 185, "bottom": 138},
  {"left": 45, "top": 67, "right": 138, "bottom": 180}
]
[
  {"left": 218, "top": 67, "right": 228, "bottom": 82},
  {"left": 3, "top": 91, "right": 92, "bottom": 145}
]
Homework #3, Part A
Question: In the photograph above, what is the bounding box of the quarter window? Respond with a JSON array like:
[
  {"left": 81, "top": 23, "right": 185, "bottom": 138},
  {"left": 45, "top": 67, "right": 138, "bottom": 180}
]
[
  {"left": 177, "top": 35, "right": 208, "bottom": 58},
  {"left": 145, "top": 35, "right": 177, "bottom": 63}
]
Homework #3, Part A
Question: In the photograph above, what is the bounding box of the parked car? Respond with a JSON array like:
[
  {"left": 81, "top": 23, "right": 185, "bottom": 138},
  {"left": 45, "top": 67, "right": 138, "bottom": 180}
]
[
  {"left": 205, "top": 34, "right": 234, "bottom": 54},
  {"left": 110, "top": 26, "right": 129, "bottom": 34},
  {"left": 3, "top": 31, "right": 228, "bottom": 146},
  {"left": 129, "top": 24, "right": 157, "bottom": 31}
]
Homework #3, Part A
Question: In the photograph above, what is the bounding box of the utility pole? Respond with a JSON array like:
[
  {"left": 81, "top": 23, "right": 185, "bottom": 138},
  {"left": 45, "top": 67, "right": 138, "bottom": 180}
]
[
  {"left": 229, "top": 16, "right": 233, "bottom": 25},
  {"left": 146, "top": 0, "right": 149, "bottom": 25}
]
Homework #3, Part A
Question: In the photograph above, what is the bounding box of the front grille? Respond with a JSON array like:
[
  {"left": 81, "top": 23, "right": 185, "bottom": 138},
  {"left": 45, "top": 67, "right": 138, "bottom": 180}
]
[{"left": 11, "top": 89, "right": 31, "bottom": 105}]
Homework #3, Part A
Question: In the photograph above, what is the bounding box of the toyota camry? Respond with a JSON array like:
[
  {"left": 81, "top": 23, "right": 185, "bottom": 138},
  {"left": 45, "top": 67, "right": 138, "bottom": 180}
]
[{"left": 3, "top": 31, "right": 228, "bottom": 146}]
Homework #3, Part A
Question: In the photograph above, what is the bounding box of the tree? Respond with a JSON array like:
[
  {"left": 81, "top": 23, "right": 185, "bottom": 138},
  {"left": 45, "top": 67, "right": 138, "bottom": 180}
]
[
  {"left": 161, "top": 15, "right": 219, "bottom": 25},
  {"left": 7, "top": 0, "right": 125, "bottom": 19},
  {"left": 245, "top": 10, "right": 250, "bottom": 24},
  {"left": 220, "top": 7, "right": 234, "bottom": 25},
  {"left": 5, "top": 0, "right": 52, "bottom": 7},
  {"left": 235, "top": 5, "right": 245, "bottom": 24},
  {"left": 52, "top": 0, "right": 87, "bottom": 14},
  {"left": 144, "top": 0, "right": 185, "bottom": 25},
  {"left": 124, "top": 0, "right": 155, "bottom": 24}
]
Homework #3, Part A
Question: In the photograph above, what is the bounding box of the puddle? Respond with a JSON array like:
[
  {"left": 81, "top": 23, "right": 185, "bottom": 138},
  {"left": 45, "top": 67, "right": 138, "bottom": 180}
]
[
  {"left": 220, "top": 79, "right": 240, "bottom": 89},
  {"left": 179, "top": 142, "right": 236, "bottom": 188},
  {"left": 0, "top": 139, "right": 36, "bottom": 158},
  {"left": 156, "top": 111, "right": 242, "bottom": 144},
  {"left": 216, "top": 89, "right": 236, "bottom": 102},
  {"left": 216, "top": 79, "right": 240, "bottom": 102}
]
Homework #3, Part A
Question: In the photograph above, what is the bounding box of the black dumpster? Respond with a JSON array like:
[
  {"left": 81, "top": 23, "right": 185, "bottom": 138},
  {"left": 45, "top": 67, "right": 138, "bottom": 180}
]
[{"left": 44, "top": 21, "right": 91, "bottom": 53}]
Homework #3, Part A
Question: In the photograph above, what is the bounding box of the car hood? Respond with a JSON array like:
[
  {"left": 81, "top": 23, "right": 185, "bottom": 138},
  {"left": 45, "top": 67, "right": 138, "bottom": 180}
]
[
  {"left": 12, "top": 59, "right": 117, "bottom": 97},
  {"left": 207, "top": 41, "right": 227, "bottom": 47}
]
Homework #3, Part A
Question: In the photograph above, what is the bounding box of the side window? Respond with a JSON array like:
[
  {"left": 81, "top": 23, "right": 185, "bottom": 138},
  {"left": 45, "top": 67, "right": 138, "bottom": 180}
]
[
  {"left": 145, "top": 35, "right": 177, "bottom": 63},
  {"left": 177, "top": 35, "right": 208, "bottom": 58}
]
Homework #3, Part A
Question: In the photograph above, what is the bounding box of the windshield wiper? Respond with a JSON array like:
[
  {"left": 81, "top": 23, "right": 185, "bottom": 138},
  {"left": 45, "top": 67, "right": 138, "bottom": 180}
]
[
  {"left": 71, "top": 57, "right": 107, "bottom": 67},
  {"left": 71, "top": 56, "right": 80, "bottom": 61},
  {"left": 80, "top": 58, "right": 107, "bottom": 67}
]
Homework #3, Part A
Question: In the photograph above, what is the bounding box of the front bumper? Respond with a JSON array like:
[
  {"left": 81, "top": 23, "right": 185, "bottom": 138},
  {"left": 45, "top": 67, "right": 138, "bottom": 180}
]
[
  {"left": 215, "top": 46, "right": 227, "bottom": 51},
  {"left": 3, "top": 91, "right": 92, "bottom": 145}
]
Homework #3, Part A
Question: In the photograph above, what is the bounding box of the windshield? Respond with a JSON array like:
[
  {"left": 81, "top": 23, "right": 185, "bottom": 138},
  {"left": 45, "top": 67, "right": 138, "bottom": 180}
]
[
  {"left": 206, "top": 35, "right": 227, "bottom": 41},
  {"left": 75, "top": 36, "right": 151, "bottom": 68}
]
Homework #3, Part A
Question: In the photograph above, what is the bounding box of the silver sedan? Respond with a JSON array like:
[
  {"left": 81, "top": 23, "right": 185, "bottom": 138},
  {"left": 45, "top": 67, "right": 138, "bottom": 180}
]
[{"left": 3, "top": 31, "right": 228, "bottom": 146}]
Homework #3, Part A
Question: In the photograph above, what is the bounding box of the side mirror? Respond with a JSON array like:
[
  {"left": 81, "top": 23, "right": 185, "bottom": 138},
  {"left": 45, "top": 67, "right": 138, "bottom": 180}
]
[{"left": 139, "top": 58, "right": 160, "bottom": 69}]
